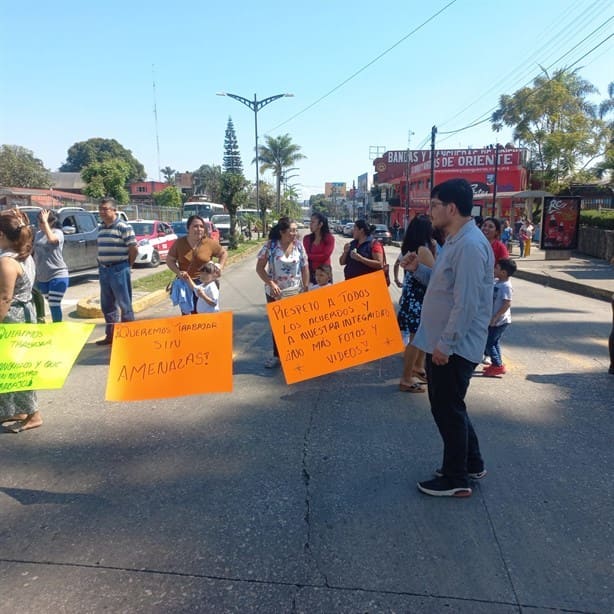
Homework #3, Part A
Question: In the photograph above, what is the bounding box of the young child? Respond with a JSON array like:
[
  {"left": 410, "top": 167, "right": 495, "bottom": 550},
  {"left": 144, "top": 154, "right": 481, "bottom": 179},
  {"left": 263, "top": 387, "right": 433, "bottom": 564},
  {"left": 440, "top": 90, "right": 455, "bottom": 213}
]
[
  {"left": 483, "top": 258, "right": 516, "bottom": 377},
  {"left": 309, "top": 264, "right": 333, "bottom": 290},
  {"left": 186, "top": 262, "right": 220, "bottom": 313}
]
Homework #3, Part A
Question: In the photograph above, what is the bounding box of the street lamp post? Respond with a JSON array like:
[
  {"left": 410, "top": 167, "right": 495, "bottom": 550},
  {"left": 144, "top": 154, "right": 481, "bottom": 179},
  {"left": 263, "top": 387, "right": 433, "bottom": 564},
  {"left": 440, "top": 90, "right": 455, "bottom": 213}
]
[{"left": 217, "top": 92, "right": 293, "bottom": 231}]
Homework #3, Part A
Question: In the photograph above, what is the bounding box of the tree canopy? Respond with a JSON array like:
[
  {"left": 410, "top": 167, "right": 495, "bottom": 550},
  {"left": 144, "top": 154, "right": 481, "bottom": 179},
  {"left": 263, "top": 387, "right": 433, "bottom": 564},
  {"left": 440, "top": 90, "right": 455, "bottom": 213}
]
[
  {"left": 160, "top": 166, "right": 176, "bottom": 184},
  {"left": 223, "top": 117, "right": 243, "bottom": 175},
  {"left": 153, "top": 185, "right": 182, "bottom": 208},
  {"left": 192, "top": 164, "right": 222, "bottom": 202},
  {"left": 0, "top": 145, "right": 51, "bottom": 188},
  {"left": 491, "top": 69, "right": 605, "bottom": 191},
  {"left": 81, "top": 159, "right": 131, "bottom": 204},
  {"left": 61, "top": 138, "right": 146, "bottom": 182},
  {"left": 256, "top": 134, "right": 306, "bottom": 213},
  {"left": 220, "top": 171, "right": 249, "bottom": 249}
]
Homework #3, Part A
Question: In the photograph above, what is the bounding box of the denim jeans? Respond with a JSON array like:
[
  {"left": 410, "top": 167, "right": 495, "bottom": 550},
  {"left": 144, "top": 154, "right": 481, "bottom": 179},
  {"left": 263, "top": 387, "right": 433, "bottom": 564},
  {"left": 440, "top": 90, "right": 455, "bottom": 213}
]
[
  {"left": 98, "top": 261, "right": 134, "bottom": 339},
  {"left": 425, "top": 353, "right": 483, "bottom": 487},
  {"left": 484, "top": 323, "right": 508, "bottom": 366}
]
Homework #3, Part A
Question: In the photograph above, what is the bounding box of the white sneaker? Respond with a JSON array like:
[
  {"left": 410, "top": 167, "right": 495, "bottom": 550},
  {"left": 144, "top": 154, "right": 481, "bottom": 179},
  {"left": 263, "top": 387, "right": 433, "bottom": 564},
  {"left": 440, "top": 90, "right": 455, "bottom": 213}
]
[{"left": 481, "top": 355, "right": 492, "bottom": 365}]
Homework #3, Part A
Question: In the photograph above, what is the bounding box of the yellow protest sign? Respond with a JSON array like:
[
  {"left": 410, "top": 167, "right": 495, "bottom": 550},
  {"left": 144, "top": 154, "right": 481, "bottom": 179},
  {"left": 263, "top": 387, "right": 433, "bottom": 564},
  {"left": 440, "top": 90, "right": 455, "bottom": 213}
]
[
  {"left": 106, "top": 312, "right": 233, "bottom": 401},
  {"left": 267, "top": 271, "right": 404, "bottom": 384},
  {"left": 0, "top": 322, "right": 95, "bottom": 392}
]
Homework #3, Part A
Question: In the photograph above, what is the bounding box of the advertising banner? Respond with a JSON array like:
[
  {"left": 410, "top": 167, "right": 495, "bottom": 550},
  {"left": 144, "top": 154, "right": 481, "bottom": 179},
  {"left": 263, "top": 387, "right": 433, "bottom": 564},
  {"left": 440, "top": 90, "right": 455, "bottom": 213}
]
[
  {"left": 266, "top": 272, "right": 404, "bottom": 384},
  {"left": 540, "top": 197, "right": 581, "bottom": 251}
]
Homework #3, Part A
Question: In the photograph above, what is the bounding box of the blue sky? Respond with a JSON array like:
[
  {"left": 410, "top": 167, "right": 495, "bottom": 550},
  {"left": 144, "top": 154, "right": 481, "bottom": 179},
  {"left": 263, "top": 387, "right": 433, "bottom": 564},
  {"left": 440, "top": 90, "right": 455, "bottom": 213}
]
[{"left": 1, "top": 0, "right": 612, "bottom": 200}]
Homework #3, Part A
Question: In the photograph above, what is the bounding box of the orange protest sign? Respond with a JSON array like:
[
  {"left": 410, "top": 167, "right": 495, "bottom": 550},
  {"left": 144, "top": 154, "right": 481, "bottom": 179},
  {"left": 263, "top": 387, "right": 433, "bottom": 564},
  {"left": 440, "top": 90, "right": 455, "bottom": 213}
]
[
  {"left": 105, "top": 312, "right": 233, "bottom": 401},
  {"left": 266, "top": 271, "right": 404, "bottom": 384}
]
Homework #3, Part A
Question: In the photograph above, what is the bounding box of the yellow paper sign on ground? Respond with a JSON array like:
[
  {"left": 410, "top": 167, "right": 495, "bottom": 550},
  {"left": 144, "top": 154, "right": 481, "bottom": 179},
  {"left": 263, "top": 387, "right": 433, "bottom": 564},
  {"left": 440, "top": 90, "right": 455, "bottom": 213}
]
[
  {"left": 106, "top": 312, "right": 233, "bottom": 401},
  {"left": 267, "top": 271, "right": 404, "bottom": 384},
  {"left": 0, "top": 322, "right": 95, "bottom": 392}
]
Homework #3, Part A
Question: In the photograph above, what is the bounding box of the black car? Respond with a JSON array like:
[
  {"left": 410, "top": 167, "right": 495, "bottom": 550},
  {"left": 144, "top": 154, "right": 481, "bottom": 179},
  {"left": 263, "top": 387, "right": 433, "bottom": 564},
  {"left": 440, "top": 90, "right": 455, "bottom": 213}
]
[{"left": 372, "top": 224, "right": 392, "bottom": 245}]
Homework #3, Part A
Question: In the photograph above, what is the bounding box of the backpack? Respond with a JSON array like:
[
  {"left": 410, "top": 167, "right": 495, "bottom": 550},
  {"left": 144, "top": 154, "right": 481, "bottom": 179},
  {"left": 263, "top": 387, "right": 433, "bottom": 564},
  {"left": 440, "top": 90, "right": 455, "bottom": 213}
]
[{"left": 369, "top": 239, "right": 390, "bottom": 287}]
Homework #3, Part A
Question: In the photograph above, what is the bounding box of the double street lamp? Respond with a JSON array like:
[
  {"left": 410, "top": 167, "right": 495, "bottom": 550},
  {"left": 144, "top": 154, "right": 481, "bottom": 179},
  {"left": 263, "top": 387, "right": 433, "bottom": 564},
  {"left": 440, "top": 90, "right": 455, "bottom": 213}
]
[{"left": 217, "top": 92, "right": 293, "bottom": 230}]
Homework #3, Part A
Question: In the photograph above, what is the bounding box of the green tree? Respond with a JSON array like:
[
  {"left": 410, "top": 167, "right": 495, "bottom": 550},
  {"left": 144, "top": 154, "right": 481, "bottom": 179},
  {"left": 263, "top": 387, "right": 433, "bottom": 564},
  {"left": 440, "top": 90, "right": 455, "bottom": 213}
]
[
  {"left": 594, "top": 81, "right": 614, "bottom": 180},
  {"left": 161, "top": 166, "right": 176, "bottom": 184},
  {"left": 153, "top": 185, "right": 182, "bottom": 208},
  {"left": 220, "top": 171, "right": 249, "bottom": 249},
  {"left": 255, "top": 134, "right": 306, "bottom": 213},
  {"left": 0, "top": 145, "right": 51, "bottom": 188},
  {"left": 61, "top": 138, "right": 146, "bottom": 182},
  {"left": 222, "top": 117, "right": 243, "bottom": 175},
  {"left": 81, "top": 159, "right": 131, "bottom": 204},
  {"left": 491, "top": 68, "right": 603, "bottom": 191},
  {"left": 192, "top": 164, "right": 222, "bottom": 202}
]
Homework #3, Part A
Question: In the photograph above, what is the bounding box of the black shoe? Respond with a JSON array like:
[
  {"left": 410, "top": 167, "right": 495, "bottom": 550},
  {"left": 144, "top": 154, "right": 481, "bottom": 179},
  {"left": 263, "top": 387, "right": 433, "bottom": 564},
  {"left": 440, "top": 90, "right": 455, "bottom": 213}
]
[
  {"left": 434, "top": 468, "right": 487, "bottom": 480},
  {"left": 417, "top": 477, "right": 472, "bottom": 497},
  {"left": 95, "top": 337, "right": 113, "bottom": 346}
]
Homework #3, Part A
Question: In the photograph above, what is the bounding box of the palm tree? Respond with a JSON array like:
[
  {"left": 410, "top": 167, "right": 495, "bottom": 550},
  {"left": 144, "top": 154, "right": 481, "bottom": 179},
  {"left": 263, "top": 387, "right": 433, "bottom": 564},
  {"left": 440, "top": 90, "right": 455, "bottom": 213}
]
[
  {"left": 255, "top": 134, "right": 306, "bottom": 213},
  {"left": 160, "top": 166, "right": 176, "bottom": 184}
]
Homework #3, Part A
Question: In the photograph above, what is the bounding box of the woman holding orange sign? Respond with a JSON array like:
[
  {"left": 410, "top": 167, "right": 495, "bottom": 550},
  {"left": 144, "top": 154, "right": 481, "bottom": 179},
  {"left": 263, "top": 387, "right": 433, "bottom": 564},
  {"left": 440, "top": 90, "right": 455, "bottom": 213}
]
[{"left": 256, "top": 217, "right": 310, "bottom": 368}]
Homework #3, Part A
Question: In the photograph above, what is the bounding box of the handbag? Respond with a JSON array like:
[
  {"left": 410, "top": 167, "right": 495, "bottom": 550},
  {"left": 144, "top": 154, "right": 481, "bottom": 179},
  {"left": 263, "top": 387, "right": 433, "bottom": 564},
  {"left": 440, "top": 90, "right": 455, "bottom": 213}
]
[{"left": 280, "top": 286, "right": 301, "bottom": 298}]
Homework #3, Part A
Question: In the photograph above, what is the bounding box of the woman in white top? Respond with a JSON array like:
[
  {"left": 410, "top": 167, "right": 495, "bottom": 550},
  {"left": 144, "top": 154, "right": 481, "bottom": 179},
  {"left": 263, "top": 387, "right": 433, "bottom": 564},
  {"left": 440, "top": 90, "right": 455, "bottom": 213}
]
[{"left": 256, "top": 217, "right": 309, "bottom": 368}]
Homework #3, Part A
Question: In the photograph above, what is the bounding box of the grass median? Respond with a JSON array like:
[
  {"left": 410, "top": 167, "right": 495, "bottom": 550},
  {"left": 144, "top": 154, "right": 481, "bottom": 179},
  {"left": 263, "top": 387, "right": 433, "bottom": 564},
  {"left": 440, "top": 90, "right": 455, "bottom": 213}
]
[{"left": 132, "top": 239, "right": 265, "bottom": 293}]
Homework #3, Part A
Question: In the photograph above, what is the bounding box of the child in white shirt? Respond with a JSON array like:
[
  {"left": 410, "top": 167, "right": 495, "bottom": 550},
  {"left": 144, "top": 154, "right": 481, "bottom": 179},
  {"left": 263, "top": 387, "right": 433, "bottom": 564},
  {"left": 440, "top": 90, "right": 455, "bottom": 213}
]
[
  {"left": 483, "top": 258, "right": 516, "bottom": 377},
  {"left": 186, "top": 262, "right": 220, "bottom": 313},
  {"left": 309, "top": 264, "right": 333, "bottom": 290}
]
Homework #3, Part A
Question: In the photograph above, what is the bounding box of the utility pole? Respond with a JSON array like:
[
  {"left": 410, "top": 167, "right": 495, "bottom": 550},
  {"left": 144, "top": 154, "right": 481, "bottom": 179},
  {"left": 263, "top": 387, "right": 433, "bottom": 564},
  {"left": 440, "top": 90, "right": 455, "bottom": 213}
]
[
  {"left": 430, "top": 126, "right": 437, "bottom": 192},
  {"left": 405, "top": 129, "right": 414, "bottom": 230},
  {"left": 492, "top": 142, "right": 500, "bottom": 217}
]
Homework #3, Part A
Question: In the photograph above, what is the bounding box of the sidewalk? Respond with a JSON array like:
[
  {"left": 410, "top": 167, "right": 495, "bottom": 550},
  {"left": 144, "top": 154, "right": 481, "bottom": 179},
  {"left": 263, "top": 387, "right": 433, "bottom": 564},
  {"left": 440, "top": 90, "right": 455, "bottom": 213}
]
[
  {"left": 511, "top": 245, "right": 614, "bottom": 303},
  {"left": 390, "top": 240, "right": 614, "bottom": 303}
]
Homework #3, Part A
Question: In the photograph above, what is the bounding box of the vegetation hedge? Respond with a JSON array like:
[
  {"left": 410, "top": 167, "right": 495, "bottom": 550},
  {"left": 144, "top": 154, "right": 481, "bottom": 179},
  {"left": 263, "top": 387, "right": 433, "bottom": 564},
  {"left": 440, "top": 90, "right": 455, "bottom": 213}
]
[{"left": 580, "top": 209, "right": 614, "bottom": 230}]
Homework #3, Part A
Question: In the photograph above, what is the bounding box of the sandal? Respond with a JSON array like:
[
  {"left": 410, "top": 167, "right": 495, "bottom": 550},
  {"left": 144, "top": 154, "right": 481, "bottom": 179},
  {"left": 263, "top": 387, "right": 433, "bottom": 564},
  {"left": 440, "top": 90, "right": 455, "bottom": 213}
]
[
  {"left": 399, "top": 382, "right": 426, "bottom": 393},
  {"left": 264, "top": 356, "right": 281, "bottom": 369},
  {"left": 412, "top": 371, "right": 428, "bottom": 384}
]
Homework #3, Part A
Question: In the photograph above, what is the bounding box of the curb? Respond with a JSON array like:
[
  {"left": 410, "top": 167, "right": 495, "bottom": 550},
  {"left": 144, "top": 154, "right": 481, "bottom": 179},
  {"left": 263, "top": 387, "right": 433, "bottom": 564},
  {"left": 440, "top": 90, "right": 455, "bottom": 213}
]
[
  {"left": 76, "top": 289, "right": 170, "bottom": 319},
  {"left": 514, "top": 269, "right": 613, "bottom": 303}
]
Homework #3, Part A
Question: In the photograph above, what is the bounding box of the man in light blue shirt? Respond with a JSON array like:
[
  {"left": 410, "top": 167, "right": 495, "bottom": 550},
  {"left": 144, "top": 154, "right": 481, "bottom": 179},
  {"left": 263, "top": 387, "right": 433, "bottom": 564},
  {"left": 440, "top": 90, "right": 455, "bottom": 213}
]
[{"left": 402, "top": 178, "right": 494, "bottom": 497}]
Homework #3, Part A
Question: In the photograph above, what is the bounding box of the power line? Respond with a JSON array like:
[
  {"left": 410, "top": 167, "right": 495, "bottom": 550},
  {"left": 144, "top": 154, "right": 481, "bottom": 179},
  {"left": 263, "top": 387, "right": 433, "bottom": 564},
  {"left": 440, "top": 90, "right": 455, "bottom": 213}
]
[
  {"left": 266, "top": 0, "right": 458, "bottom": 133},
  {"left": 436, "top": 29, "right": 613, "bottom": 140},
  {"left": 437, "top": 0, "right": 611, "bottom": 132}
]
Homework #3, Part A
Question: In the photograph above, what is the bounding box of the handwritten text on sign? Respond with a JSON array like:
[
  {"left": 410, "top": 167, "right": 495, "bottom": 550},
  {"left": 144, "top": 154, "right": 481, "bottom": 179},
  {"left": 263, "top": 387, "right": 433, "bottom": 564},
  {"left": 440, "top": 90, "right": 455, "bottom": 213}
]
[
  {"left": 0, "top": 322, "right": 94, "bottom": 392},
  {"left": 267, "top": 271, "right": 404, "bottom": 384},
  {"left": 106, "top": 312, "right": 233, "bottom": 401}
]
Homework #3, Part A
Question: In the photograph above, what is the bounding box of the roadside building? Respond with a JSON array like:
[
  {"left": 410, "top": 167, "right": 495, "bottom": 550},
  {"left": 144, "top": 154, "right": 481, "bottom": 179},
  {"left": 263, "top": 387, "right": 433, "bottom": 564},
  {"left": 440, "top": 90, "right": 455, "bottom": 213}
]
[{"left": 373, "top": 147, "right": 528, "bottom": 226}]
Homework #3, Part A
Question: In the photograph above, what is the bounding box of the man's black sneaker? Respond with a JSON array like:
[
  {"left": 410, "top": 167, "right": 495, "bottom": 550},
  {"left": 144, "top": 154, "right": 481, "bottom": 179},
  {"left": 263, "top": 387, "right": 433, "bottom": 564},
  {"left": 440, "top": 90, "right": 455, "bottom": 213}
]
[
  {"left": 417, "top": 477, "right": 472, "bottom": 497},
  {"left": 434, "top": 468, "right": 487, "bottom": 480},
  {"left": 95, "top": 337, "right": 113, "bottom": 346}
]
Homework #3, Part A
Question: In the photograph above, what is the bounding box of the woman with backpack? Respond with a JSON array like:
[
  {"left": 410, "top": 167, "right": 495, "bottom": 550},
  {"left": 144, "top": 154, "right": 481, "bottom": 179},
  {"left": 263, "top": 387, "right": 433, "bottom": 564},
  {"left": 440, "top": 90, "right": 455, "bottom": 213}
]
[
  {"left": 339, "top": 219, "right": 384, "bottom": 279},
  {"left": 303, "top": 212, "right": 335, "bottom": 285},
  {"left": 0, "top": 209, "right": 43, "bottom": 433}
]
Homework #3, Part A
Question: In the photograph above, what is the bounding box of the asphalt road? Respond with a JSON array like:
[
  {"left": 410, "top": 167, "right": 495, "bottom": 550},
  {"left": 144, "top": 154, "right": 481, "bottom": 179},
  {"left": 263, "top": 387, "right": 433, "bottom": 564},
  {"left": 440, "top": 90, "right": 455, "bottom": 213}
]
[{"left": 2, "top": 237, "right": 613, "bottom": 613}]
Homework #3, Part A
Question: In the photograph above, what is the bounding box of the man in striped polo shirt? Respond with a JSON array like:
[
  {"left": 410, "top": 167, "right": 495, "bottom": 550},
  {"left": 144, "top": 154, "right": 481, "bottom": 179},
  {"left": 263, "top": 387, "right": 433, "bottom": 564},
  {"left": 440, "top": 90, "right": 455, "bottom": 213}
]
[{"left": 95, "top": 198, "right": 138, "bottom": 346}]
